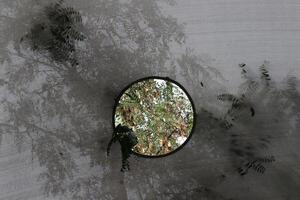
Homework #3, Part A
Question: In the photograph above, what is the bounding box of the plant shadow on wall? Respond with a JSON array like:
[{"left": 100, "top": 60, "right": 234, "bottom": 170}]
[
  {"left": 0, "top": 0, "right": 300, "bottom": 199},
  {"left": 216, "top": 62, "right": 277, "bottom": 176}
]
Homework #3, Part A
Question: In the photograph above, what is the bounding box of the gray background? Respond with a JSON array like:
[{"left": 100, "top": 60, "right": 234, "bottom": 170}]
[
  {"left": 0, "top": 0, "right": 300, "bottom": 199},
  {"left": 164, "top": 0, "right": 300, "bottom": 88}
]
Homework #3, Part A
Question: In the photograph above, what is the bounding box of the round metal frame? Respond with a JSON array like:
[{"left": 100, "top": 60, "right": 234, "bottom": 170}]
[{"left": 112, "top": 76, "right": 196, "bottom": 158}]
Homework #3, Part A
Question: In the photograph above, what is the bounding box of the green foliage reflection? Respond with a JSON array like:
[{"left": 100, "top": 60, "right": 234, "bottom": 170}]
[{"left": 115, "top": 79, "right": 194, "bottom": 156}]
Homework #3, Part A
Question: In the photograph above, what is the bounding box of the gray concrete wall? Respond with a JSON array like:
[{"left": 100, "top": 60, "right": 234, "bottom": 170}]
[{"left": 0, "top": 0, "right": 300, "bottom": 199}]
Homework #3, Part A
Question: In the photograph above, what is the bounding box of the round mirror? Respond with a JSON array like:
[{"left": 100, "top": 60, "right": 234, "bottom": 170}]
[{"left": 113, "top": 77, "right": 195, "bottom": 157}]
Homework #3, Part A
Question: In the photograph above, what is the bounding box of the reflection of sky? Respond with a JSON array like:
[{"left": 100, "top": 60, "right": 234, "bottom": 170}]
[
  {"left": 154, "top": 79, "right": 190, "bottom": 103},
  {"left": 152, "top": 79, "right": 193, "bottom": 123},
  {"left": 176, "top": 136, "right": 187, "bottom": 145}
]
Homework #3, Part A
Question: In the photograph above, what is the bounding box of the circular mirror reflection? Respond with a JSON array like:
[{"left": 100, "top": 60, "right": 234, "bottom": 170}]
[{"left": 113, "top": 77, "right": 195, "bottom": 157}]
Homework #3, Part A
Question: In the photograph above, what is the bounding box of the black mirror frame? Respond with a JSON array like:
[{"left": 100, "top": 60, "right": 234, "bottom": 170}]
[{"left": 112, "top": 76, "right": 197, "bottom": 158}]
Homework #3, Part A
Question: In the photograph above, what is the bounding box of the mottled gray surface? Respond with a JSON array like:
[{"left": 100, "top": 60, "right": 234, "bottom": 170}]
[
  {"left": 0, "top": 0, "right": 300, "bottom": 200},
  {"left": 164, "top": 0, "right": 300, "bottom": 88}
]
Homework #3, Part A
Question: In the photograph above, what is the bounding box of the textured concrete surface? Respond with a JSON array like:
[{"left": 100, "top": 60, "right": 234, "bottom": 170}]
[
  {"left": 0, "top": 0, "right": 300, "bottom": 199},
  {"left": 164, "top": 0, "right": 300, "bottom": 89}
]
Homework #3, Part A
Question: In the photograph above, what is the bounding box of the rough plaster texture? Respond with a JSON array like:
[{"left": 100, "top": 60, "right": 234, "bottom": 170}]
[{"left": 0, "top": 0, "right": 300, "bottom": 200}]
